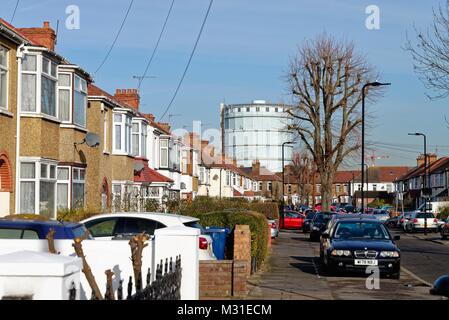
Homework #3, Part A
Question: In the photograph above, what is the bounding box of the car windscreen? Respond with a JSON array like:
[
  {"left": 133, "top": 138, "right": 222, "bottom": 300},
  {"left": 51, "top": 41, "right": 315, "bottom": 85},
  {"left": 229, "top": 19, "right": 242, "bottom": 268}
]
[
  {"left": 333, "top": 221, "right": 390, "bottom": 240},
  {"left": 416, "top": 212, "right": 434, "bottom": 219}
]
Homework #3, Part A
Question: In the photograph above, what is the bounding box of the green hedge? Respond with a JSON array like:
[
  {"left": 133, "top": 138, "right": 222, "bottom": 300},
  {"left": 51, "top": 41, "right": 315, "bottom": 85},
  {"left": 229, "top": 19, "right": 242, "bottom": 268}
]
[
  {"left": 177, "top": 197, "right": 279, "bottom": 220},
  {"left": 437, "top": 206, "right": 449, "bottom": 220},
  {"left": 194, "top": 210, "right": 269, "bottom": 268}
]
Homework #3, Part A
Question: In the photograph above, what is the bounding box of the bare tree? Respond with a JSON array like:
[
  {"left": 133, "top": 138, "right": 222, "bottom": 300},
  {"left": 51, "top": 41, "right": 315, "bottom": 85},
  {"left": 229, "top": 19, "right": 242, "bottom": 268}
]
[
  {"left": 405, "top": 1, "right": 449, "bottom": 99},
  {"left": 286, "top": 35, "right": 381, "bottom": 211},
  {"left": 290, "top": 151, "right": 314, "bottom": 204}
]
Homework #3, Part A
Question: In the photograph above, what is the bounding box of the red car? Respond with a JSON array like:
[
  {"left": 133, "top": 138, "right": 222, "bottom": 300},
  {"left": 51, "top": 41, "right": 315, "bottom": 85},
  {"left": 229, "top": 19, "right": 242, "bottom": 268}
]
[{"left": 280, "top": 211, "right": 305, "bottom": 229}]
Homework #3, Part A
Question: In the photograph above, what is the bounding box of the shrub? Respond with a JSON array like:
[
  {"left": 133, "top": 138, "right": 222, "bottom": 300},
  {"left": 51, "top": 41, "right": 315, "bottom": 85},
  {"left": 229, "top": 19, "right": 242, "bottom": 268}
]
[
  {"left": 248, "top": 202, "right": 279, "bottom": 220},
  {"left": 437, "top": 205, "right": 449, "bottom": 220},
  {"left": 57, "top": 208, "right": 98, "bottom": 222}
]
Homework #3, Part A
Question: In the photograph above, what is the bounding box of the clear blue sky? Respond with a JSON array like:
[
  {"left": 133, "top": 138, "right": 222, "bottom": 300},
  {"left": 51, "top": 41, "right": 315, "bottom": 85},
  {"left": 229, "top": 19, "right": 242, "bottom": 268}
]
[{"left": 4, "top": 0, "right": 449, "bottom": 168}]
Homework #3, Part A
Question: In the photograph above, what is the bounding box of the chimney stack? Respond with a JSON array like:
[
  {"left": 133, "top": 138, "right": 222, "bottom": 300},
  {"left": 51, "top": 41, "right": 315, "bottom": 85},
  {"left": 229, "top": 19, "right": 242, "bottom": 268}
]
[
  {"left": 17, "top": 21, "right": 56, "bottom": 51},
  {"left": 252, "top": 161, "right": 260, "bottom": 175},
  {"left": 114, "top": 89, "right": 140, "bottom": 111},
  {"left": 417, "top": 153, "right": 438, "bottom": 167}
]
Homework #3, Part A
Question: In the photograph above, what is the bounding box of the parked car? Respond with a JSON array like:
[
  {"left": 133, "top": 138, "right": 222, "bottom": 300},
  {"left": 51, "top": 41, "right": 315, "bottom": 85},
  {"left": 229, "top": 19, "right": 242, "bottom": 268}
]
[
  {"left": 280, "top": 211, "right": 305, "bottom": 229},
  {"left": 403, "top": 212, "right": 439, "bottom": 233},
  {"left": 81, "top": 212, "right": 216, "bottom": 260},
  {"left": 309, "top": 212, "right": 332, "bottom": 241},
  {"left": 0, "top": 218, "right": 92, "bottom": 239},
  {"left": 397, "top": 212, "right": 413, "bottom": 229},
  {"left": 440, "top": 217, "right": 449, "bottom": 239},
  {"left": 268, "top": 219, "right": 279, "bottom": 238},
  {"left": 302, "top": 211, "right": 316, "bottom": 233},
  {"left": 344, "top": 205, "right": 356, "bottom": 213},
  {"left": 320, "top": 217, "right": 401, "bottom": 279},
  {"left": 385, "top": 215, "right": 400, "bottom": 228},
  {"left": 372, "top": 210, "right": 390, "bottom": 223}
]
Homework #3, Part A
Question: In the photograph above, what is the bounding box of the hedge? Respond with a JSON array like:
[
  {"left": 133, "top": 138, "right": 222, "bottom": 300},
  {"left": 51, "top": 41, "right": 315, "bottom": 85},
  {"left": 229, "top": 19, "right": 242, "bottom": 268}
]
[
  {"left": 177, "top": 197, "right": 280, "bottom": 220},
  {"left": 193, "top": 210, "right": 269, "bottom": 268}
]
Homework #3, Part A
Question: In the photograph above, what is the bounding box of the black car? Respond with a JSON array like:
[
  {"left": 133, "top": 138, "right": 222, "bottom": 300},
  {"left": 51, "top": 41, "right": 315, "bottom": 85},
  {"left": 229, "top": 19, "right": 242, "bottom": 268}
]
[
  {"left": 302, "top": 211, "right": 316, "bottom": 233},
  {"left": 320, "top": 218, "right": 401, "bottom": 278},
  {"left": 309, "top": 212, "right": 332, "bottom": 241}
]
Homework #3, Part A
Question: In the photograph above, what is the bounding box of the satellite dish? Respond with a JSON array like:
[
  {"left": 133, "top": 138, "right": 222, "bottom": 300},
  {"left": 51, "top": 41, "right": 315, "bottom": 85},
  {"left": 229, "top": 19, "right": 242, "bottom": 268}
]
[
  {"left": 85, "top": 133, "right": 100, "bottom": 148},
  {"left": 134, "top": 162, "right": 144, "bottom": 172}
]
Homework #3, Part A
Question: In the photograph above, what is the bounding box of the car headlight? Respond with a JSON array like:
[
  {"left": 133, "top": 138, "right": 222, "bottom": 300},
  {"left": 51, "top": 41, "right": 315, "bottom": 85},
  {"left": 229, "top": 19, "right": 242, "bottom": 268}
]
[
  {"left": 380, "top": 251, "right": 399, "bottom": 258},
  {"left": 331, "top": 250, "right": 351, "bottom": 256}
]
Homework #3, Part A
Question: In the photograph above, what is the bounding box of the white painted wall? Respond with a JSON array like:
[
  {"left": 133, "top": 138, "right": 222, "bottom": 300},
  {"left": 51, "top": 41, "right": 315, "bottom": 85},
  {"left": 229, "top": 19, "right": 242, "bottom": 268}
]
[
  {"left": 0, "top": 226, "right": 199, "bottom": 300},
  {"left": 0, "top": 250, "right": 82, "bottom": 300},
  {"left": 209, "top": 168, "right": 233, "bottom": 198}
]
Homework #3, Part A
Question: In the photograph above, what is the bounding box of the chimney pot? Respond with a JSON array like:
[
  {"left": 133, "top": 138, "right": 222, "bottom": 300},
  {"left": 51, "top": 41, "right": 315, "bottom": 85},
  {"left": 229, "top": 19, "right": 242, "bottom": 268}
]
[{"left": 43, "top": 21, "right": 50, "bottom": 28}]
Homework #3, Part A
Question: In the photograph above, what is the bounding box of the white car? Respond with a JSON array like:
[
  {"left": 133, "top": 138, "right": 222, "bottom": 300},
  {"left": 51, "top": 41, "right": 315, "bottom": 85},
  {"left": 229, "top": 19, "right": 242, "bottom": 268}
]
[
  {"left": 81, "top": 212, "right": 216, "bottom": 260},
  {"left": 403, "top": 212, "right": 439, "bottom": 233}
]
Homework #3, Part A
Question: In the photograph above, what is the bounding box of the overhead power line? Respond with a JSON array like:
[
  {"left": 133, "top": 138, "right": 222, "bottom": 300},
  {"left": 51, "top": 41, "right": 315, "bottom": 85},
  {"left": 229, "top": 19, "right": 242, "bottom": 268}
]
[
  {"left": 138, "top": 0, "right": 175, "bottom": 90},
  {"left": 10, "top": 0, "right": 19, "bottom": 23},
  {"left": 94, "top": 0, "right": 135, "bottom": 75},
  {"left": 160, "top": 0, "right": 214, "bottom": 120}
]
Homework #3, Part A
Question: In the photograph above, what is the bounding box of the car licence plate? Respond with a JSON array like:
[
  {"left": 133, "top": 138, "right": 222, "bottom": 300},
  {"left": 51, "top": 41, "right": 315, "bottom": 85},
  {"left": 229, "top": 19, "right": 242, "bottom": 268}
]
[{"left": 354, "top": 259, "right": 378, "bottom": 266}]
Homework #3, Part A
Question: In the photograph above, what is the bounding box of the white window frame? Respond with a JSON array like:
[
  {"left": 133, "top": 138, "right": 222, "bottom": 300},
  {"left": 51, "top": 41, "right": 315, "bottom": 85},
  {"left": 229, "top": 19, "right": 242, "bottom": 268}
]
[
  {"left": 160, "top": 138, "right": 169, "bottom": 168},
  {"left": 21, "top": 54, "right": 59, "bottom": 121},
  {"left": 72, "top": 167, "right": 86, "bottom": 209},
  {"left": 56, "top": 166, "right": 71, "bottom": 211},
  {"left": 0, "top": 45, "right": 9, "bottom": 110},
  {"left": 57, "top": 72, "right": 72, "bottom": 123},
  {"left": 19, "top": 158, "right": 58, "bottom": 218},
  {"left": 73, "top": 74, "right": 87, "bottom": 127},
  {"left": 103, "top": 107, "right": 110, "bottom": 153},
  {"left": 113, "top": 112, "right": 133, "bottom": 155},
  {"left": 41, "top": 57, "right": 58, "bottom": 118}
]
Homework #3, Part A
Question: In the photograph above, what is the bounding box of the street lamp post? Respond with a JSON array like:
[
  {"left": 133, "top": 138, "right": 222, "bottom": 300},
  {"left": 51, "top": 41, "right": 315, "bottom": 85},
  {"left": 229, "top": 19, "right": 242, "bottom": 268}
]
[
  {"left": 408, "top": 132, "right": 428, "bottom": 235},
  {"left": 281, "top": 141, "right": 293, "bottom": 228},
  {"left": 361, "top": 81, "right": 391, "bottom": 213}
]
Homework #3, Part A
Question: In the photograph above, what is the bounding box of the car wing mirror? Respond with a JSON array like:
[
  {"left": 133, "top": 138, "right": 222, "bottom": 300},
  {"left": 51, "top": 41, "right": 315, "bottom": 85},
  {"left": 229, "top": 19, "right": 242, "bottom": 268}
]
[{"left": 394, "top": 235, "right": 400, "bottom": 241}]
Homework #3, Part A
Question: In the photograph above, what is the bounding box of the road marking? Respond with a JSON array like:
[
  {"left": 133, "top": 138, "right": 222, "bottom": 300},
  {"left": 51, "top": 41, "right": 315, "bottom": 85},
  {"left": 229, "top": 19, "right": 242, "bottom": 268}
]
[{"left": 400, "top": 266, "right": 433, "bottom": 287}]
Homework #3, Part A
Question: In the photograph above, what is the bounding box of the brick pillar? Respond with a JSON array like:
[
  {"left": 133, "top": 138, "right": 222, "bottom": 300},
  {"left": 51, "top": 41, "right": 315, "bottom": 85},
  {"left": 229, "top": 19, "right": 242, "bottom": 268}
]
[
  {"left": 233, "top": 225, "right": 251, "bottom": 276},
  {"left": 232, "top": 260, "right": 248, "bottom": 297}
]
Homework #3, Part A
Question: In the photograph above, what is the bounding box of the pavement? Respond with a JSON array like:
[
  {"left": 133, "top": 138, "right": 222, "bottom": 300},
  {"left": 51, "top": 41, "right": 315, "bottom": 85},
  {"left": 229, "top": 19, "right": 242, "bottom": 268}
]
[{"left": 246, "top": 230, "right": 448, "bottom": 300}]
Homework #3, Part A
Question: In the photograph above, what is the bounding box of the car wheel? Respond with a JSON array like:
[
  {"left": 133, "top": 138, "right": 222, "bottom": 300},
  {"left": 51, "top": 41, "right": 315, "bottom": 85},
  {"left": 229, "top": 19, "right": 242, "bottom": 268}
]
[{"left": 442, "top": 233, "right": 448, "bottom": 240}]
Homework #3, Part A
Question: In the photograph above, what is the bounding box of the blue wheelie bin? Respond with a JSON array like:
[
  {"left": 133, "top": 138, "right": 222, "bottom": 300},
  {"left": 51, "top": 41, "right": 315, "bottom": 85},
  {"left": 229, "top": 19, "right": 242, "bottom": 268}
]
[{"left": 204, "top": 226, "right": 230, "bottom": 260}]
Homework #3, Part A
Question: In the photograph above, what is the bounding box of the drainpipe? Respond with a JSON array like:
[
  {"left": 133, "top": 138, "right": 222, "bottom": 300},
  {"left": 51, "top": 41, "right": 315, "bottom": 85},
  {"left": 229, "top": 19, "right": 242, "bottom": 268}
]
[{"left": 15, "top": 44, "right": 25, "bottom": 214}]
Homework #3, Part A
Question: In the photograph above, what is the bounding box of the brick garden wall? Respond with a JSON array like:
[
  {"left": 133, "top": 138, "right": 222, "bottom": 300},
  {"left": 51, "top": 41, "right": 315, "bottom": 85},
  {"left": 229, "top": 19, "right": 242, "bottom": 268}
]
[{"left": 199, "top": 224, "right": 251, "bottom": 299}]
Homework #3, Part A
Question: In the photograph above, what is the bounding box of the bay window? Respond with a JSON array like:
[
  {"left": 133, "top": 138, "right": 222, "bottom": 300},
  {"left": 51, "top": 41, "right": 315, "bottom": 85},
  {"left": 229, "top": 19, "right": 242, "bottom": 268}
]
[
  {"left": 74, "top": 75, "right": 87, "bottom": 127},
  {"left": 21, "top": 54, "right": 37, "bottom": 112},
  {"left": 131, "top": 120, "right": 148, "bottom": 158},
  {"left": 0, "top": 46, "right": 8, "bottom": 110},
  {"left": 19, "top": 161, "right": 57, "bottom": 218},
  {"left": 160, "top": 139, "right": 169, "bottom": 168},
  {"left": 58, "top": 73, "right": 71, "bottom": 122},
  {"left": 72, "top": 168, "right": 85, "bottom": 209},
  {"left": 113, "top": 112, "right": 132, "bottom": 154},
  {"left": 56, "top": 167, "right": 70, "bottom": 210},
  {"left": 41, "top": 57, "right": 57, "bottom": 117}
]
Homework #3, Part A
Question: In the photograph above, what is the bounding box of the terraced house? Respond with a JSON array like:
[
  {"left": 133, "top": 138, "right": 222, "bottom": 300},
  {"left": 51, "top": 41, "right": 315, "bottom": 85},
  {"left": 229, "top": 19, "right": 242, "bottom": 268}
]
[{"left": 0, "top": 19, "right": 195, "bottom": 218}]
